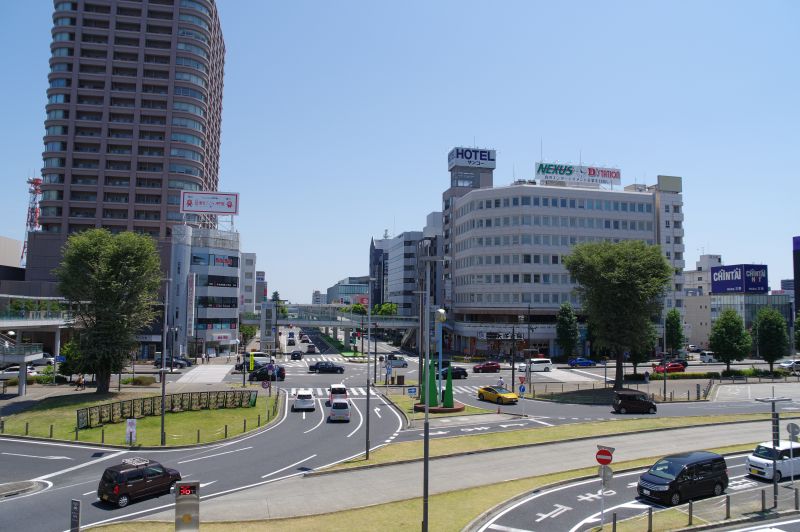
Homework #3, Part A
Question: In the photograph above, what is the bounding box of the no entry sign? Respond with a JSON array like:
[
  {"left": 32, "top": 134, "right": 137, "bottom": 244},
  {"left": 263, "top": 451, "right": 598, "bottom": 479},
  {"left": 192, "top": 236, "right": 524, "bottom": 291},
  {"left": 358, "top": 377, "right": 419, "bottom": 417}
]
[{"left": 596, "top": 449, "right": 613, "bottom": 465}]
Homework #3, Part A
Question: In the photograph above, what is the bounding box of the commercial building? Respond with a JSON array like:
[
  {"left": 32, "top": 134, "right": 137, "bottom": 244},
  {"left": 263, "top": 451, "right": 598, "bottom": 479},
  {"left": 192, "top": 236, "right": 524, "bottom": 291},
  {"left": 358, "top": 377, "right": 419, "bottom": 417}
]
[
  {"left": 239, "top": 252, "right": 256, "bottom": 314},
  {"left": 382, "top": 232, "right": 423, "bottom": 316},
  {"left": 446, "top": 148, "right": 685, "bottom": 358},
  {"left": 683, "top": 254, "right": 723, "bottom": 348},
  {"left": 168, "top": 225, "right": 239, "bottom": 359},
  {"left": 27, "top": 0, "right": 226, "bottom": 283},
  {"left": 326, "top": 276, "right": 369, "bottom": 305},
  {"left": 781, "top": 279, "right": 794, "bottom": 292},
  {"left": 255, "top": 271, "right": 268, "bottom": 309},
  {"left": 369, "top": 238, "right": 389, "bottom": 307},
  {"left": 311, "top": 290, "right": 325, "bottom": 304}
]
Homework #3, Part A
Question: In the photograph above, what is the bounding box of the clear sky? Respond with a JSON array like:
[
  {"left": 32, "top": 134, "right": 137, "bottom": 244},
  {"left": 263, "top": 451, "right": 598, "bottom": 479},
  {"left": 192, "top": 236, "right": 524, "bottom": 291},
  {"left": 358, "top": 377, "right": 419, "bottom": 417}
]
[{"left": 2, "top": 1, "right": 798, "bottom": 303}]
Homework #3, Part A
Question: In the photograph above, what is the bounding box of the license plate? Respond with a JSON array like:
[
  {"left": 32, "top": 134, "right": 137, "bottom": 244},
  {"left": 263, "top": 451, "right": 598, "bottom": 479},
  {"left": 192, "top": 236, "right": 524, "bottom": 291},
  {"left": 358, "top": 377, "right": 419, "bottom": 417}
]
[
  {"left": 750, "top": 468, "right": 759, "bottom": 475},
  {"left": 642, "top": 489, "right": 650, "bottom": 496},
  {"left": 101, "top": 494, "right": 108, "bottom": 501}
]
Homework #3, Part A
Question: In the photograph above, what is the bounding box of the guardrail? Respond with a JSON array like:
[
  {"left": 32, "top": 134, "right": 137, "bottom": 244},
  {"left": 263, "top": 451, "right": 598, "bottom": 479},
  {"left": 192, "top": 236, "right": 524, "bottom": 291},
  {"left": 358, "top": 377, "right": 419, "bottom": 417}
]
[{"left": 0, "top": 343, "right": 44, "bottom": 356}]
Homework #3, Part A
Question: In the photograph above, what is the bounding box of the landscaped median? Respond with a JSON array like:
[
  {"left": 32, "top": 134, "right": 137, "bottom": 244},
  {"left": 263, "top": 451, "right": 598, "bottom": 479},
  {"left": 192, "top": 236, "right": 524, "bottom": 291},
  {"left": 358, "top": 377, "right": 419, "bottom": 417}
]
[
  {"left": 387, "top": 393, "right": 490, "bottom": 421},
  {"left": 0, "top": 391, "right": 279, "bottom": 446},
  {"left": 322, "top": 413, "right": 788, "bottom": 472},
  {"left": 89, "top": 441, "right": 760, "bottom": 532}
]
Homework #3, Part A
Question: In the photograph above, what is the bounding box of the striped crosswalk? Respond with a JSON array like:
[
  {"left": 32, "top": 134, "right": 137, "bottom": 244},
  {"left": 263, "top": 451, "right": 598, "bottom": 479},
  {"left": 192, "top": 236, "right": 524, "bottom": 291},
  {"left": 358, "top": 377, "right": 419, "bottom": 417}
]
[{"left": 287, "top": 387, "right": 380, "bottom": 397}]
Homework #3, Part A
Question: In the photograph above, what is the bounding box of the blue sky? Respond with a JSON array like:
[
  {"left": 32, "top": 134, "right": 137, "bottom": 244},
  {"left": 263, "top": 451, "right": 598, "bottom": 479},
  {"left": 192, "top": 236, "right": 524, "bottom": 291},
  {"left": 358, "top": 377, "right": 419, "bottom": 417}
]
[{"left": 1, "top": 1, "right": 798, "bottom": 303}]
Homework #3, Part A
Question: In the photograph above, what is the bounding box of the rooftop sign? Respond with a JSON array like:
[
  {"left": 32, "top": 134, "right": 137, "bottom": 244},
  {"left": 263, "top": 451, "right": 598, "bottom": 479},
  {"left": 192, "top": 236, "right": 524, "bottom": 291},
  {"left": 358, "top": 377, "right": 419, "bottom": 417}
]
[
  {"left": 535, "top": 162, "right": 621, "bottom": 186},
  {"left": 448, "top": 147, "right": 496, "bottom": 170}
]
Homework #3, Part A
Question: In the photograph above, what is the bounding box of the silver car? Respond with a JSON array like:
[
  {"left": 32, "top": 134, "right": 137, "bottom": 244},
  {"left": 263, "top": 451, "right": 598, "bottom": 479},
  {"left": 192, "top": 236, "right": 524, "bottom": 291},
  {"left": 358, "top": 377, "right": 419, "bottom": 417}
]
[
  {"left": 292, "top": 388, "right": 316, "bottom": 412},
  {"left": 328, "top": 399, "right": 351, "bottom": 422}
]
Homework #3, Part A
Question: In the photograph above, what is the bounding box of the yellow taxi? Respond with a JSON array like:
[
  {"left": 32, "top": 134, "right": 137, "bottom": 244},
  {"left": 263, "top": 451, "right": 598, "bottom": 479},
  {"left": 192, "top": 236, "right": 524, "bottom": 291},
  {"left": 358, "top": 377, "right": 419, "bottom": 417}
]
[{"left": 477, "top": 386, "right": 519, "bottom": 405}]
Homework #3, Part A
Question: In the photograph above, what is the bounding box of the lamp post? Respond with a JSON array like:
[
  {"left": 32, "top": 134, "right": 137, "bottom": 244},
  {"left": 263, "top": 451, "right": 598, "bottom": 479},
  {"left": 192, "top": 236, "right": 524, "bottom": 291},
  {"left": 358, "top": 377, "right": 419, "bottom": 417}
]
[
  {"left": 365, "top": 278, "right": 374, "bottom": 460},
  {"left": 422, "top": 261, "right": 432, "bottom": 532},
  {"left": 436, "top": 309, "right": 446, "bottom": 400},
  {"left": 756, "top": 392, "right": 792, "bottom": 508},
  {"left": 160, "top": 278, "right": 171, "bottom": 447}
]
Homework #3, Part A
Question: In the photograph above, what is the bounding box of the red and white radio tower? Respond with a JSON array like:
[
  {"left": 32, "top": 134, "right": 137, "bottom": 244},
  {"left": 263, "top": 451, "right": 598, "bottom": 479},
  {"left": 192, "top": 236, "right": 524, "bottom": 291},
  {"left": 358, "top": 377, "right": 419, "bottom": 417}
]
[{"left": 20, "top": 175, "right": 43, "bottom": 265}]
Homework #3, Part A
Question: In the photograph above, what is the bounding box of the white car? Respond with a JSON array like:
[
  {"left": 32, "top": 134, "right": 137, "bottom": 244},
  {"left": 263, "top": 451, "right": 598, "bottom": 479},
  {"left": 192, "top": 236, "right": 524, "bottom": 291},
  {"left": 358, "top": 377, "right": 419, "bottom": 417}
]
[
  {"left": 387, "top": 356, "right": 408, "bottom": 368},
  {"left": 747, "top": 440, "right": 800, "bottom": 481},
  {"left": 292, "top": 388, "right": 316, "bottom": 412},
  {"left": 328, "top": 399, "right": 351, "bottom": 422},
  {"left": 516, "top": 358, "right": 553, "bottom": 372},
  {"left": 0, "top": 365, "right": 38, "bottom": 379},
  {"left": 699, "top": 351, "right": 718, "bottom": 363},
  {"left": 778, "top": 360, "right": 800, "bottom": 372},
  {"left": 329, "top": 384, "right": 347, "bottom": 405}
]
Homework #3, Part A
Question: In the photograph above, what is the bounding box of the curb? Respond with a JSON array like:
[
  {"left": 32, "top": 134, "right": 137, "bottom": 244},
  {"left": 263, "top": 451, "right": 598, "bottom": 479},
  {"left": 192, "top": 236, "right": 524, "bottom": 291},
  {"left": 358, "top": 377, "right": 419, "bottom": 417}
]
[
  {"left": 0, "top": 393, "right": 285, "bottom": 451},
  {"left": 308, "top": 417, "right": 798, "bottom": 477}
]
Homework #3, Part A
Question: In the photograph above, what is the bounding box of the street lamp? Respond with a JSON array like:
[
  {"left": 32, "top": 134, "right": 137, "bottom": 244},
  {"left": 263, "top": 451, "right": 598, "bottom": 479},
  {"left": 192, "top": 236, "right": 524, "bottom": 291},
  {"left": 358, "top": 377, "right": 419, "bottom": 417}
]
[
  {"left": 756, "top": 393, "right": 792, "bottom": 508},
  {"left": 160, "top": 278, "right": 171, "bottom": 447},
  {"left": 436, "top": 309, "right": 446, "bottom": 399},
  {"left": 365, "top": 277, "right": 375, "bottom": 460}
]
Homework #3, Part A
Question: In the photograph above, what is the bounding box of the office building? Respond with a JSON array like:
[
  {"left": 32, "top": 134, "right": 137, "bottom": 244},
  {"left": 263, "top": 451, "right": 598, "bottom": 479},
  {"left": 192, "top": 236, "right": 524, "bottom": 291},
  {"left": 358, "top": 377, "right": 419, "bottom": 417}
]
[
  {"left": 682, "top": 254, "right": 723, "bottom": 348},
  {"left": 381, "top": 232, "right": 423, "bottom": 316},
  {"left": 311, "top": 290, "right": 325, "bottom": 305},
  {"left": 781, "top": 279, "right": 795, "bottom": 292},
  {"left": 239, "top": 252, "right": 256, "bottom": 314},
  {"left": 27, "top": 0, "right": 226, "bottom": 282},
  {"left": 447, "top": 157, "right": 685, "bottom": 357},
  {"left": 684, "top": 254, "right": 723, "bottom": 297},
  {"left": 326, "top": 276, "right": 369, "bottom": 305},
  {"left": 369, "top": 238, "right": 389, "bottom": 307},
  {"left": 255, "top": 271, "right": 268, "bottom": 309}
]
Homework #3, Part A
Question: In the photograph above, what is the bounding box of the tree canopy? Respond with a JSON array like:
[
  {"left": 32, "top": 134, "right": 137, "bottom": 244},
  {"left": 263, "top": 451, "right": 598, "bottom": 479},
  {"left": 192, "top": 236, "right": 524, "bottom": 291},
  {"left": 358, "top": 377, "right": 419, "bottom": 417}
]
[
  {"left": 665, "top": 308, "right": 685, "bottom": 355},
  {"left": 555, "top": 302, "right": 579, "bottom": 359},
  {"left": 564, "top": 240, "right": 672, "bottom": 389},
  {"left": 709, "top": 309, "right": 752, "bottom": 373},
  {"left": 56, "top": 229, "right": 161, "bottom": 393},
  {"left": 754, "top": 307, "right": 789, "bottom": 372},
  {"left": 373, "top": 302, "right": 398, "bottom": 316}
]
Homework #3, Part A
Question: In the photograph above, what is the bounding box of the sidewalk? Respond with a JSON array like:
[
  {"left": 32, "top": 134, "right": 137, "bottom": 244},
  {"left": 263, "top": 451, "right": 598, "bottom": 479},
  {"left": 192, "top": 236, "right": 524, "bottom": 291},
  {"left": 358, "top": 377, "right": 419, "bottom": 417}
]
[{"left": 142, "top": 421, "right": 775, "bottom": 524}]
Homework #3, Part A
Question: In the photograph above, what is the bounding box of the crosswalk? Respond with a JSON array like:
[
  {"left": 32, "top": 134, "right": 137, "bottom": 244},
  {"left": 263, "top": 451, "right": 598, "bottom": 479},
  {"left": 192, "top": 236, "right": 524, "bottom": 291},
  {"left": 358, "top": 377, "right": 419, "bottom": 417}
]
[
  {"left": 287, "top": 387, "right": 381, "bottom": 397},
  {"left": 288, "top": 355, "right": 344, "bottom": 363}
]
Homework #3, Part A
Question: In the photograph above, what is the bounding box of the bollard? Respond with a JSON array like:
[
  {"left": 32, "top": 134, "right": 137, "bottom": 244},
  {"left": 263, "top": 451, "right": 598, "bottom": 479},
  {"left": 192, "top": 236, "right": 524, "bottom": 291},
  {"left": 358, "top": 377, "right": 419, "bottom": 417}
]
[
  {"left": 0, "top": 419, "right": 4, "bottom": 434},
  {"left": 648, "top": 507, "right": 653, "bottom": 531},
  {"left": 224, "top": 424, "right": 228, "bottom": 439},
  {"left": 795, "top": 488, "right": 799, "bottom": 510},
  {"left": 49, "top": 424, "right": 53, "bottom": 439},
  {"left": 687, "top": 390, "right": 690, "bottom": 400},
  {"left": 258, "top": 414, "right": 261, "bottom": 427},
  {"left": 197, "top": 429, "right": 200, "bottom": 444},
  {"left": 25, "top": 422, "right": 29, "bottom": 436},
  {"left": 726, "top": 495, "right": 731, "bottom": 519},
  {"left": 612, "top": 512, "right": 617, "bottom": 531},
  {"left": 101, "top": 428, "right": 105, "bottom": 444},
  {"left": 670, "top": 390, "right": 674, "bottom": 401},
  {"left": 688, "top": 500, "right": 693, "bottom": 525},
  {"left": 243, "top": 419, "right": 247, "bottom": 433},
  {"left": 762, "top": 489, "right": 766, "bottom": 512}
]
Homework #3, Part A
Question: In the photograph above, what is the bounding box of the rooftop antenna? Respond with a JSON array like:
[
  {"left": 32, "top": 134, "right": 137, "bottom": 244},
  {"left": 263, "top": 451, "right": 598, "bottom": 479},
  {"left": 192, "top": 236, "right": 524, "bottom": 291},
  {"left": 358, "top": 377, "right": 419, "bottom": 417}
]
[
  {"left": 473, "top": 136, "right": 476, "bottom": 147},
  {"left": 540, "top": 138, "right": 543, "bottom": 162},
  {"left": 383, "top": 229, "right": 390, "bottom": 239},
  {"left": 512, "top": 164, "right": 516, "bottom": 181}
]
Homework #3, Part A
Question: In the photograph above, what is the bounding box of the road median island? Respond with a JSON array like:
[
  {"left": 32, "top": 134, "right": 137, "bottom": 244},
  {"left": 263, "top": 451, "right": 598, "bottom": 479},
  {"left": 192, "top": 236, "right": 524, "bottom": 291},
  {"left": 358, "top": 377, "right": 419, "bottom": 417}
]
[
  {"left": 0, "top": 390, "right": 280, "bottom": 447},
  {"left": 386, "top": 393, "right": 491, "bottom": 421},
  {"left": 88, "top": 443, "right": 761, "bottom": 532},
  {"left": 318, "top": 413, "right": 790, "bottom": 473}
]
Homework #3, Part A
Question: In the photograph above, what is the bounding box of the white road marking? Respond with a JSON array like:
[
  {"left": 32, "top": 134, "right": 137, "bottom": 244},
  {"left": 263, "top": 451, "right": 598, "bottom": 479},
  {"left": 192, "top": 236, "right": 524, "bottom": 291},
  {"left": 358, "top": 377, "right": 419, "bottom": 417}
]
[
  {"left": 82, "top": 490, "right": 95, "bottom": 496},
  {"left": 488, "top": 525, "right": 534, "bottom": 532},
  {"left": 33, "top": 450, "right": 128, "bottom": 481},
  {"left": 374, "top": 407, "right": 382, "bottom": 418},
  {"left": 261, "top": 454, "right": 317, "bottom": 478},
  {"left": 177, "top": 446, "right": 252, "bottom": 464},
  {"left": 1, "top": 453, "right": 72, "bottom": 460},
  {"left": 199, "top": 481, "right": 217, "bottom": 488},
  {"left": 347, "top": 399, "right": 364, "bottom": 438},
  {"left": 302, "top": 399, "right": 326, "bottom": 434}
]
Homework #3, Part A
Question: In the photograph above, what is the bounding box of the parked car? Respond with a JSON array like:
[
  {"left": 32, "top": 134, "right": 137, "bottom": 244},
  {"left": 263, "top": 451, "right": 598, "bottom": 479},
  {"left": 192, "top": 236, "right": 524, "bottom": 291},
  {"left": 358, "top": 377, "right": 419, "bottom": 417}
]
[
  {"left": 516, "top": 358, "right": 553, "bottom": 372},
  {"left": 328, "top": 399, "right": 351, "bottom": 422},
  {"left": 287, "top": 338, "right": 296, "bottom": 347},
  {"left": 248, "top": 365, "right": 286, "bottom": 381},
  {"left": 30, "top": 354, "right": 55, "bottom": 367},
  {"left": 613, "top": 390, "right": 657, "bottom": 414},
  {"left": 308, "top": 361, "right": 344, "bottom": 374},
  {"left": 568, "top": 357, "right": 597, "bottom": 367},
  {"left": 472, "top": 361, "right": 501, "bottom": 373},
  {"left": 637, "top": 451, "right": 728, "bottom": 506},
  {"left": 699, "top": 351, "right": 717, "bottom": 363},
  {"left": 153, "top": 357, "right": 187, "bottom": 369},
  {"left": 653, "top": 362, "right": 685, "bottom": 373},
  {"left": 778, "top": 360, "right": 800, "bottom": 372},
  {"left": 306, "top": 344, "right": 317, "bottom": 354},
  {"left": 746, "top": 440, "right": 800, "bottom": 481},
  {"left": 97, "top": 457, "right": 181, "bottom": 508},
  {"left": 292, "top": 388, "right": 316, "bottom": 412},
  {"left": 290, "top": 351, "right": 304, "bottom": 360},
  {"left": 387, "top": 356, "right": 408, "bottom": 368},
  {"left": 439, "top": 366, "right": 468, "bottom": 379},
  {"left": 477, "top": 386, "right": 518, "bottom": 405}
]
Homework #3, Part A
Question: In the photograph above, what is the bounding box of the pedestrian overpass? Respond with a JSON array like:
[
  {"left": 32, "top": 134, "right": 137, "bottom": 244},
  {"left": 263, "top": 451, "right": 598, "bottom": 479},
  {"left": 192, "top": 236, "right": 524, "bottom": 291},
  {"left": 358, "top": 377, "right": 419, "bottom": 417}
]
[{"left": 267, "top": 304, "right": 419, "bottom": 330}]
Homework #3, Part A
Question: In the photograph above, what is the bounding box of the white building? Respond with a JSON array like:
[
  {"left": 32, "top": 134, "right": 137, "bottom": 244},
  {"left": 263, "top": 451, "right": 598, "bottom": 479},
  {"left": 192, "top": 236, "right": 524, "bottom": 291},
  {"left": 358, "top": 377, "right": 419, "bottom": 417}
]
[
  {"left": 239, "top": 252, "right": 257, "bottom": 314},
  {"left": 312, "top": 290, "right": 325, "bottom": 304},
  {"left": 383, "top": 232, "right": 423, "bottom": 316},
  {"left": 169, "top": 225, "right": 240, "bottom": 358}
]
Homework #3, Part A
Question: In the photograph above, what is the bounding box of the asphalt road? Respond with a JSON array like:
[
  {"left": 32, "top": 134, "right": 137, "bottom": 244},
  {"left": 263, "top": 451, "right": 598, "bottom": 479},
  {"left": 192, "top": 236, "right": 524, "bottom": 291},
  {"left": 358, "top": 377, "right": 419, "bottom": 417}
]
[
  {"left": 479, "top": 455, "right": 800, "bottom": 532},
  {"left": 0, "top": 326, "right": 404, "bottom": 532}
]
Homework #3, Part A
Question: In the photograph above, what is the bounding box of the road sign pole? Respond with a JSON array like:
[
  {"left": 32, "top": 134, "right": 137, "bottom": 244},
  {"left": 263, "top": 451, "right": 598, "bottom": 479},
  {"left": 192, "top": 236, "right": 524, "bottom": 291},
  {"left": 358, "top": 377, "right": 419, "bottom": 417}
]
[{"left": 788, "top": 423, "right": 800, "bottom": 487}]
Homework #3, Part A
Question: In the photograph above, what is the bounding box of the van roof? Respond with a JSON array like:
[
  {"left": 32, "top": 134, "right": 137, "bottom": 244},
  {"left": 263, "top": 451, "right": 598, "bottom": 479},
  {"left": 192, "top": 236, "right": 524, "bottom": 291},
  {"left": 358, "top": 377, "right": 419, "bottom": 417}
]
[
  {"left": 756, "top": 440, "right": 800, "bottom": 451},
  {"left": 330, "top": 384, "right": 347, "bottom": 390}
]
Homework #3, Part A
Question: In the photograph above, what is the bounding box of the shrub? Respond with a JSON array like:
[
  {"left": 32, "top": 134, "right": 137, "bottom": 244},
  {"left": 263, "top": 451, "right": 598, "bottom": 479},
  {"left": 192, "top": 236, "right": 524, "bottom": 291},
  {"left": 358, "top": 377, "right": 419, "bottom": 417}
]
[
  {"left": 649, "top": 371, "right": 721, "bottom": 380},
  {"left": 133, "top": 376, "right": 155, "bottom": 386}
]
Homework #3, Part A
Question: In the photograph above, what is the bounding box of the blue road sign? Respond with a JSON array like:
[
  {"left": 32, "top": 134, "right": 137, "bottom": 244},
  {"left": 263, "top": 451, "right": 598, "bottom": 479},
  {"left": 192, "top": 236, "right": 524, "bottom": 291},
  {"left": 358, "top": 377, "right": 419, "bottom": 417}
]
[
  {"left": 407, "top": 387, "right": 417, "bottom": 395},
  {"left": 55, "top": 355, "right": 66, "bottom": 363},
  {"left": 519, "top": 384, "right": 526, "bottom": 393}
]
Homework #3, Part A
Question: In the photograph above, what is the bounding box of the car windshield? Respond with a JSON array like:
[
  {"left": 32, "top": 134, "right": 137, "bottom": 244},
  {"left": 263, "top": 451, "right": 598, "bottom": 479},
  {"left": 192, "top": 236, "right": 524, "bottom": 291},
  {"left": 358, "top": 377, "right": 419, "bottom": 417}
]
[
  {"left": 494, "top": 387, "right": 512, "bottom": 394},
  {"left": 332, "top": 402, "right": 348, "bottom": 409},
  {"left": 753, "top": 445, "right": 778, "bottom": 460},
  {"left": 102, "top": 469, "right": 121, "bottom": 483},
  {"left": 648, "top": 459, "right": 683, "bottom": 480},
  {"left": 297, "top": 394, "right": 312, "bottom": 400}
]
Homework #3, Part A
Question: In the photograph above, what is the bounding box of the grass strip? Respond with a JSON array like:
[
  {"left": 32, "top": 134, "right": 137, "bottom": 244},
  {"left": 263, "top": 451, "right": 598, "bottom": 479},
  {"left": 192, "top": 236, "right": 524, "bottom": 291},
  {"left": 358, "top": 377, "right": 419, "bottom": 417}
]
[
  {"left": 387, "top": 393, "right": 492, "bottom": 420},
  {"left": 326, "top": 413, "right": 781, "bottom": 471},
  {"left": 90, "top": 442, "right": 758, "bottom": 532},
  {"left": 1, "top": 392, "right": 278, "bottom": 446}
]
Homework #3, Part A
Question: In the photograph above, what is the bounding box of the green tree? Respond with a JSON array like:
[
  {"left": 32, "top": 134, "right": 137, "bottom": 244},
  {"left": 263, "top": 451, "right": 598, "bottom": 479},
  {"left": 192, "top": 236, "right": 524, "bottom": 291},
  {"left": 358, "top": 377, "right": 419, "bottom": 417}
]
[
  {"left": 56, "top": 338, "right": 89, "bottom": 381},
  {"left": 709, "top": 309, "right": 752, "bottom": 373},
  {"left": 56, "top": 229, "right": 161, "bottom": 393},
  {"left": 555, "top": 302, "right": 579, "bottom": 360},
  {"left": 664, "top": 308, "right": 685, "bottom": 356},
  {"left": 564, "top": 240, "right": 671, "bottom": 389},
  {"left": 754, "top": 307, "right": 789, "bottom": 373},
  {"left": 374, "top": 302, "right": 398, "bottom": 316},
  {"left": 628, "top": 322, "right": 657, "bottom": 375},
  {"left": 349, "top": 303, "right": 367, "bottom": 315},
  {"left": 240, "top": 324, "right": 257, "bottom": 347},
  {"left": 270, "top": 291, "right": 280, "bottom": 302}
]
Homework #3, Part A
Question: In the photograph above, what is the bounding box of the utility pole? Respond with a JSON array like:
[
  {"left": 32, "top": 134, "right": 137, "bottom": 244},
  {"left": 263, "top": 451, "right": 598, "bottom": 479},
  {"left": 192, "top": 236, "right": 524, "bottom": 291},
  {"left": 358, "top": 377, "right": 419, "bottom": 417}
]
[
  {"left": 365, "top": 279, "right": 373, "bottom": 460},
  {"left": 510, "top": 325, "right": 516, "bottom": 393},
  {"left": 160, "top": 278, "right": 170, "bottom": 447}
]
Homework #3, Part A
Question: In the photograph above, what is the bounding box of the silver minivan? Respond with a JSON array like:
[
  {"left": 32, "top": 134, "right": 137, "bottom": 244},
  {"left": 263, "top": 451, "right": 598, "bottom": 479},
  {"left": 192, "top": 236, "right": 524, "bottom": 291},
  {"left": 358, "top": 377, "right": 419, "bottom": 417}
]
[
  {"left": 328, "top": 399, "right": 351, "bottom": 422},
  {"left": 516, "top": 358, "right": 553, "bottom": 372},
  {"left": 292, "top": 388, "right": 316, "bottom": 412}
]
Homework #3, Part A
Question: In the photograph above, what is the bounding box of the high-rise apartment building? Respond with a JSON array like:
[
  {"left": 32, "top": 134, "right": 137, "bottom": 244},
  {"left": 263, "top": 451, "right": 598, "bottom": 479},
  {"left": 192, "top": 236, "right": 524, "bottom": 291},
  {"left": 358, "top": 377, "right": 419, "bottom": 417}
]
[
  {"left": 27, "top": 0, "right": 225, "bottom": 282},
  {"left": 239, "top": 252, "right": 256, "bottom": 314}
]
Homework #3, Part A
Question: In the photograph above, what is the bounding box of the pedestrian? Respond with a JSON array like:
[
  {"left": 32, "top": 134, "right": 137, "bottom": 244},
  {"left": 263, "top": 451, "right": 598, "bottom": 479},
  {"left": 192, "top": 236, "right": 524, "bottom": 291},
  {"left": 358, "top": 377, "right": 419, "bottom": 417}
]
[
  {"left": 644, "top": 370, "right": 650, "bottom": 383},
  {"left": 497, "top": 375, "right": 505, "bottom": 388},
  {"left": 75, "top": 374, "right": 84, "bottom": 391}
]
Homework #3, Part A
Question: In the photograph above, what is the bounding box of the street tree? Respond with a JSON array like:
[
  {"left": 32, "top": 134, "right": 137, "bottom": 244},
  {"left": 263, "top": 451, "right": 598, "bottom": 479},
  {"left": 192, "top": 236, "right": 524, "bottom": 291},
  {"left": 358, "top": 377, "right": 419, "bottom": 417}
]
[
  {"left": 555, "top": 302, "right": 579, "bottom": 360},
  {"left": 373, "top": 302, "right": 398, "bottom": 316},
  {"left": 708, "top": 309, "right": 752, "bottom": 374},
  {"left": 56, "top": 229, "right": 161, "bottom": 393},
  {"left": 754, "top": 307, "right": 789, "bottom": 373},
  {"left": 564, "top": 240, "right": 672, "bottom": 389},
  {"left": 629, "top": 322, "right": 657, "bottom": 375},
  {"left": 270, "top": 291, "right": 280, "bottom": 302},
  {"left": 665, "top": 308, "right": 685, "bottom": 356},
  {"left": 239, "top": 324, "right": 257, "bottom": 347}
]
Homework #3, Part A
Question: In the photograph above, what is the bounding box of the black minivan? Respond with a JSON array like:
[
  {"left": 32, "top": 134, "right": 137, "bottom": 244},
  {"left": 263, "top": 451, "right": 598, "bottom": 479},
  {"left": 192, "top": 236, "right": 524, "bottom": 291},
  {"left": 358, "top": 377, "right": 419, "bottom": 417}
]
[
  {"left": 613, "top": 390, "right": 657, "bottom": 414},
  {"left": 638, "top": 451, "right": 728, "bottom": 506}
]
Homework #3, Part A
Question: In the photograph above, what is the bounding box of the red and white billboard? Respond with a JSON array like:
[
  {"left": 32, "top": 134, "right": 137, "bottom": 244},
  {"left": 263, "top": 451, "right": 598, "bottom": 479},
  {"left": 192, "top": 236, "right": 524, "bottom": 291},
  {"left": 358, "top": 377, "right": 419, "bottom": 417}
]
[{"left": 180, "top": 191, "right": 239, "bottom": 215}]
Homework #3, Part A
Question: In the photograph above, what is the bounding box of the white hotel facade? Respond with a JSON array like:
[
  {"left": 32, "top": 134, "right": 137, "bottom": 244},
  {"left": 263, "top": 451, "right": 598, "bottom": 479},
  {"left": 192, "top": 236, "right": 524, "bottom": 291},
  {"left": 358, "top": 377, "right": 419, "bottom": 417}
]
[{"left": 444, "top": 150, "right": 685, "bottom": 357}]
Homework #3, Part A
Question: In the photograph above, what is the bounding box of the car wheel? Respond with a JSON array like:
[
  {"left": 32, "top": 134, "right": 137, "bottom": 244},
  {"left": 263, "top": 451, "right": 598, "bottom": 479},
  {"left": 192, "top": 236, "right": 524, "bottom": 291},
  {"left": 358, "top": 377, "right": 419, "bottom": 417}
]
[
  {"left": 478, "top": 393, "right": 484, "bottom": 401},
  {"left": 167, "top": 481, "right": 176, "bottom": 495},
  {"left": 544, "top": 367, "right": 550, "bottom": 372},
  {"left": 338, "top": 368, "right": 344, "bottom": 374},
  {"left": 776, "top": 471, "right": 783, "bottom": 483},
  {"left": 496, "top": 397, "right": 502, "bottom": 405},
  {"left": 291, "top": 406, "right": 295, "bottom": 412},
  {"left": 619, "top": 407, "right": 627, "bottom": 414},
  {"left": 669, "top": 492, "right": 681, "bottom": 506},
  {"left": 713, "top": 482, "right": 724, "bottom": 496},
  {"left": 117, "top": 495, "right": 130, "bottom": 508},
  {"left": 649, "top": 407, "right": 657, "bottom": 414}
]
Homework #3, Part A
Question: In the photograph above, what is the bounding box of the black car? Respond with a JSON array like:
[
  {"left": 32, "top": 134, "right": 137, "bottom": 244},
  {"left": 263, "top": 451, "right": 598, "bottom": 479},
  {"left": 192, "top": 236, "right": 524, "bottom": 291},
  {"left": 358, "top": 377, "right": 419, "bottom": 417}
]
[
  {"left": 308, "top": 361, "right": 344, "bottom": 374},
  {"left": 638, "top": 451, "right": 728, "bottom": 506},
  {"left": 97, "top": 457, "right": 181, "bottom": 508},
  {"left": 153, "top": 357, "right": 187, "bottom": 369},
  {"left": 613, "top": 390, "right": 657, "bottom": 414},
  {"left": 439, "top": 367, "right": 468, "bottom": 380},
  {"left": 290, "top": 351, "right": 304, "bottom": 360},
  {"left": 248, "top": 365, "right": 286, "bottom": 381}
]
